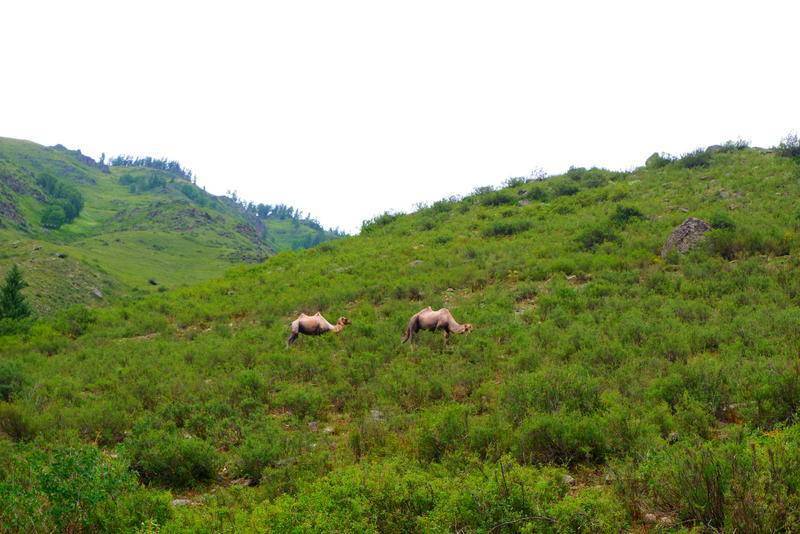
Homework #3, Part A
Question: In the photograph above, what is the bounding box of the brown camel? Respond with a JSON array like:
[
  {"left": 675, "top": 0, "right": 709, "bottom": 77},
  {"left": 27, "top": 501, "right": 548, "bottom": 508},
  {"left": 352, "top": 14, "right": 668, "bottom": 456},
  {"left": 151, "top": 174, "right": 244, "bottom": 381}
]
[
  {"left": 401, "top": 306, "right": 473, "bottom": 344},
  {"left": 287, "top": 312, "right": 350, "bottom": 347}
]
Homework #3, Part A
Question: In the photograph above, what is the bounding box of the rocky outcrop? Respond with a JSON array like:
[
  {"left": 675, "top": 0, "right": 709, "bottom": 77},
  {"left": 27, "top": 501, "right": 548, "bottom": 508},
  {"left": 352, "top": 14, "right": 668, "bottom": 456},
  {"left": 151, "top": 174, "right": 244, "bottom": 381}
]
[{"left": 661, "top": 217, "right": 711, "bottom": 257}]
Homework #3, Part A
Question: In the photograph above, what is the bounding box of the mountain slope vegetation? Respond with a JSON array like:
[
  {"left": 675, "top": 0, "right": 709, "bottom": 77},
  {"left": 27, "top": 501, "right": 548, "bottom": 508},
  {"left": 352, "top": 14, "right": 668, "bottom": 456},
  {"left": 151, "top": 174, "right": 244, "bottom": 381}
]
[
  {"left": 0, "top": 137, "right": 340, "bottom": 313},
  {"left": 2, "top": 144, "right": 800, "bottom": 531}
]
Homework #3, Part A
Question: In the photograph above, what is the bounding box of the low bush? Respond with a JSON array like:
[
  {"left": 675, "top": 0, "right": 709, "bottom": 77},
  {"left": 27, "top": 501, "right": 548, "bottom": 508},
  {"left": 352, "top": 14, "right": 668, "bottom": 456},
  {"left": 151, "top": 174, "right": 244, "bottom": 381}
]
[
  {"left": 576, "top": 224, "right": 618, "bottom": 251},
  {"left": 235, "top": 420, "right": 289, "bottom": 483},
  {"left": 775, "top": 133, "right": 800, "bottom": 158},
  {"left": 480, "top": 190, "right": 516, "bottom": 206},
  {"left": 0, "top": 443, "right": 171, "bottom": 532},
  {"left": 645, "top": 152, "right": 673, "bottom": 169},
  {"left": 482, "top": 219, "right": 532, "bottom": 237},
  {"left": 121, "top": 424, "right": 220, "bottom": 488},
  {"left": 515, "top": 412, "right": 609, "bottom": 465},
  {"left": 610, "top": 205, "right": 644, "bottom": 226},
  {"left": 677, "top": 148, "right": 713, "bottom": 168},
  {"left": 0, "top": 360, "right": 25, "bottom": 401}
]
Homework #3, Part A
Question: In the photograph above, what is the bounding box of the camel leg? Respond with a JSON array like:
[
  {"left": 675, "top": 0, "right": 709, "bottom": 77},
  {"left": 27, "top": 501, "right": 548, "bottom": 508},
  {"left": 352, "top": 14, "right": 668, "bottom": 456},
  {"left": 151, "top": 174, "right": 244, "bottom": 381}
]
[{"left": 287, "top": 332, "right": 298, "bottom": 347}]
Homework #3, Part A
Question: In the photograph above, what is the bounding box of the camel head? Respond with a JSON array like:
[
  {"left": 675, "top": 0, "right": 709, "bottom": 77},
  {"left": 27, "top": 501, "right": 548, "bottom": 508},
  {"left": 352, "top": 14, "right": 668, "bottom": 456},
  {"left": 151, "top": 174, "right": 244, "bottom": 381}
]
[
  {"left": 337, "top": 317, "right": 351, "bottom": 326},
  {"left": 462, "top": 323, "right": 474, "bottom": 334}
]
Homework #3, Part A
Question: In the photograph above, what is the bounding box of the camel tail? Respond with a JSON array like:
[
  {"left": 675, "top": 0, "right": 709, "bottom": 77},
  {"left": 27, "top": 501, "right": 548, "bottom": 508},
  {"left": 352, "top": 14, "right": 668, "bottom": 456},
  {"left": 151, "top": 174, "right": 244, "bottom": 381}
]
[{"left": 402, "top": 315, "right": 417, "bottom": 344}]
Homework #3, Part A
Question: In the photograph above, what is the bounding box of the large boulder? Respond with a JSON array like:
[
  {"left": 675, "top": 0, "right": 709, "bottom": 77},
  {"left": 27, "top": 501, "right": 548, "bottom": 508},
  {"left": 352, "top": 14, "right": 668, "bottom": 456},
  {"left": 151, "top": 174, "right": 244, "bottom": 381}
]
[{"left": 661, "top": 217, "right": 711, "bottom": 257}]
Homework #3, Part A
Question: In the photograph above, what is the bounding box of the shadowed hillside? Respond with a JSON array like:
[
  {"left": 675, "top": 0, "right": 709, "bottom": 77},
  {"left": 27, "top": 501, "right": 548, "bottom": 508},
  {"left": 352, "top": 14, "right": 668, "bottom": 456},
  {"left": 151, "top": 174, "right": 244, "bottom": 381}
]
[
  {"left": 2, "top": 143, "right": 800, "bottom": 531},
  {"left": 0, "top": 137, "right": 341, "bottom": 312}
]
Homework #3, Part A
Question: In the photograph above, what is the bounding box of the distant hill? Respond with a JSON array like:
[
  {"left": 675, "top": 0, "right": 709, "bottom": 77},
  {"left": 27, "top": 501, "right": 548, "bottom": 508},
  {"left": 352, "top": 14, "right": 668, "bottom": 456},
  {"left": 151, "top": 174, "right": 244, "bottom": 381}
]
[
  {"left": 0, "top": 137, "right": 341, "bottom": 312},
  {"left": 2, "top": 140, "right": 800, "bottom": 530}
]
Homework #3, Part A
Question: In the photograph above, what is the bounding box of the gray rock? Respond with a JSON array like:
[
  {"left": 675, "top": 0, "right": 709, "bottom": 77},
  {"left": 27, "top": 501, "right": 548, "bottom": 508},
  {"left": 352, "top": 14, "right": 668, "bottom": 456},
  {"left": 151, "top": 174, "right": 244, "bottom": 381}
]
[
  {"left": 370, "top": 409, "right": 384, "bottom": 422},
  {"left": 644, "top": 513, "right": 657, "bottom": 523},
  {"left": 409, "top": 260, "right": 423, "bottom": 267},
  {"left": 55, "top": 252, "right": 67, "bottom": 258},
  {"left": 323, "top": 426, "right": 334, "bottom": 434},
  {"left": 172, "top": 498, "right": 192, "bottom": 507},
  {"left": 561, "top": 474, "right": 575, "bottom": 485},
  {"left": 661, "top": 217, "right": 711, "bottom": 257},
  {"left": 308, "top": 421, "right": 319, "bottom": 432},
  {"left": 91, "top": 288, "right": 104, "bottom": 299}
]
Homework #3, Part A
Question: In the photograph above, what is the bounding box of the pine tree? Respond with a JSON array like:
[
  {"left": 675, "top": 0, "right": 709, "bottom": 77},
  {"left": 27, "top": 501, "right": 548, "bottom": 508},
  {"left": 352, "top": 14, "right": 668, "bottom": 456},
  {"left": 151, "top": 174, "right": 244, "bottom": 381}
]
[{"left": 0, "top": 265, "right": 31, "bottom": 320}]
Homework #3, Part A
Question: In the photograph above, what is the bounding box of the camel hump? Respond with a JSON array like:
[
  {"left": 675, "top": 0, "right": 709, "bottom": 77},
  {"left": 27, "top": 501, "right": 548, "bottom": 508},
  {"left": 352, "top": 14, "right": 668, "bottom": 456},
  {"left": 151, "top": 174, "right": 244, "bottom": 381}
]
[{"left": 314, "top": 311, "right": 322, "bottom": 316}]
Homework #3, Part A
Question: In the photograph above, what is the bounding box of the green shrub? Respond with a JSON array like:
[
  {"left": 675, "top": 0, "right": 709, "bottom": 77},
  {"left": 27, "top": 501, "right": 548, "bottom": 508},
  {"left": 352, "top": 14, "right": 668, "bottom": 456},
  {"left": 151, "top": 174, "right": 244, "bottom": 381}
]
[
  {"left": 677, "top": 148, "right": 713, "bottom": 168},
  {"left": 273, "top": 384, "right": 325, "bottom": 420},
  {"left": 0, "top": 403, "right": 35, "bottom": 441},
  {"left": 480, "top": 190, "right": 516, "bottom": 206},
  {"left": 576, "top": 225, "right": 618, "bottom": 251},
  {"left": 775, "top": 133, "right": 800, "bottom": 158},
  {"left": 0, "top": 360, "right": 25, "bottom": 401},
  {"left": 515, "top": 412, "right": 608, "bottom": 465},
  {"left": 122, "top": 425, "right": 220, "bottom": 488},
  {"left": 610, "top": 205, "right": 644, "bottom": 226},
  {"left": 549, "top": 487, "right": 629, "bottom": 533},
  {"left": 710, "top": 211, "right": 736, "bottom": 230},
  {"left": 527, "top": 185, "right": 549, "bottom": 201},
  {"left": 361, "top": 212, "right": 401, "bottom": 233},
  {"left": 0, "top": 443, "right": 171, "bottom": 532},
  {"left": 552, "top": 182, "right": 580, "bottom": 197},
  {"left": 645, "top": 152, "right": 673, "bottom": 169},
  {"left": 41, "top": 205, "right": 67, "bottom": 229},
  {"left": 416, "top": 404, "right": 470, "bottom": 462},
  {"left": 482, "top": 219, "right": 532, "bottom": 237},
  {"left": 235, "top": 420, "right": 288, "bottom": 483}
]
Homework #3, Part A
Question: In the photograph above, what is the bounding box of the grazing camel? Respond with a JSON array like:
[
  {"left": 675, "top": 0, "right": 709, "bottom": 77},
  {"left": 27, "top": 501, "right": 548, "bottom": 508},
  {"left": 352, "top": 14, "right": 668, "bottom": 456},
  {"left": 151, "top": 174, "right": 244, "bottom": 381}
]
[
  {"left": 401, "top": 306, "right": 473, "bottom": 344},
  {"left": 287, "top": 312, "right": 350, "bottom": 347}
]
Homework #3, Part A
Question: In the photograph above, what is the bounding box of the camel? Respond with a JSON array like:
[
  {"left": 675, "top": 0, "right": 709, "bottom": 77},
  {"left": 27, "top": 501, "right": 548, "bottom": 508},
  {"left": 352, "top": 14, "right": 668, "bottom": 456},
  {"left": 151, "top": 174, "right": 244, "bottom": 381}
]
[
  {"left": 401, "top": 306, "right": 473, "bottom": 344},
  {"left": 287, "top": 312, "right": 350, "bottom": 347}
]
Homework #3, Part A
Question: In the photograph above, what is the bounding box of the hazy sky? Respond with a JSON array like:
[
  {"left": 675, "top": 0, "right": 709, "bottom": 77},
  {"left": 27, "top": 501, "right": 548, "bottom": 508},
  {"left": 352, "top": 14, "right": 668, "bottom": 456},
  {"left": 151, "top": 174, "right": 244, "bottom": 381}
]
[{"left": 3, "top": 1, "right": 799, "bottom": 232}]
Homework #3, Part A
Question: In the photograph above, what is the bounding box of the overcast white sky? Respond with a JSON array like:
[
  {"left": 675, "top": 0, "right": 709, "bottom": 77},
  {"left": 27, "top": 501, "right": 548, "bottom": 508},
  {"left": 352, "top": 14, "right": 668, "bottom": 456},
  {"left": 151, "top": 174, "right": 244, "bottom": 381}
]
[{"left": 2, "top": 1, "right": 799, "bottom": 233}]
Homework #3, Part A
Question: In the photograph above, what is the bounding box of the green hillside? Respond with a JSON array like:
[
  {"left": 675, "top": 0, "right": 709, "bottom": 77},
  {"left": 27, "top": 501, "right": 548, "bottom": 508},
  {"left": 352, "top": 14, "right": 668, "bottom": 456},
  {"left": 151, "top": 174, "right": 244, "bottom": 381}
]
[
  {"left": 2, "top": 143, "right": 800, "bottom": 531},
  {"left": 0, "top": 137, "right": 340, "bottom": 313}
]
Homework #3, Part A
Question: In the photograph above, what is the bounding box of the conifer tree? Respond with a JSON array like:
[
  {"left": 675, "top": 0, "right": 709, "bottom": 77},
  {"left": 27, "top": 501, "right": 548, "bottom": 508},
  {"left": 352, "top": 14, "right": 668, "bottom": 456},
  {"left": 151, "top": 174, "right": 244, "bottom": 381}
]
[{"left": 0, "top": 265, "right": 31, "bottom": 320}]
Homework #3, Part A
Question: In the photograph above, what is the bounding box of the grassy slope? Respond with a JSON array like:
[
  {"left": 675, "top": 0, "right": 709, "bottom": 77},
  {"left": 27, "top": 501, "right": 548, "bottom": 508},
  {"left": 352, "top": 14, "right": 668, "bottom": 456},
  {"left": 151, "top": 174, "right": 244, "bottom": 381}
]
[
  {"left": 2, "top": 148, "right": 800, "bottom": 531},
  {"left": 0, "top": 137, "right": 336, "bottom": 313}
]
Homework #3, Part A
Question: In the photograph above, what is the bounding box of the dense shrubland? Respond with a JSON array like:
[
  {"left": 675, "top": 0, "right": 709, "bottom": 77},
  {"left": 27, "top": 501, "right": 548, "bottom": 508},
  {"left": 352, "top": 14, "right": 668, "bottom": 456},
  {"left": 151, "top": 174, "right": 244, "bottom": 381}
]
[{"left": 1, "top": 147, "right": 800, "bottom": 530}]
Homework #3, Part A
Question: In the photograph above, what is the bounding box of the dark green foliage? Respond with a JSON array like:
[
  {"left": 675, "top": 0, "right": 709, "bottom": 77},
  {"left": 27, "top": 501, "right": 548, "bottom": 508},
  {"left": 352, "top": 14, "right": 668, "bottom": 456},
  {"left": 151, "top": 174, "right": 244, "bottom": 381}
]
[
  {"left": 480, "top": 190, "right": 516, "bottom": 206},
  {"left": 719, "top": 139, "right": 750, "bottom": 152},
  {"left": 121, "top": 424, "right": 220, "bottom": 488},
  {"left": 119, "top": 172, "right": 167, "bottom": 193},
  {"left": 775, "top": 133, "right": 800, "bottom": 158},
  {"left": 552, "top": 181, "right": 580, "bottom": 197},
  {"left": 36, "top": 173, "right": 84, "bottom": 226},
  {"left": 576, "top": 224, "right": 618, "bottom": 250},
  {"left": 0, "top": 443, "right": 171, "bottom": 531},
  {"left": 362, "top": 211, "right": 401, "bottom": 232},
  {"left": 235, "top": 420, "right": 290, "bottom": 483},
  {"left": 677, "top": 148, "right": 713, "bottom": 168},
  {"left": 610, "top": 205, "right": 644, "bottom": 226},
  {"left": 110, "top": 154, "right": 193, "bottom": 180},
  {"left": 482, "top": 219, "right": 532, "bottom": 237},
  {"left": 178, "top": 182, "right": 210, "bottom": 206},
  {"left": 40, "top": 204, "right": 66, "bottom": 228},
  {"left": 710, "top": 211, "right": 736, "bottom": 230},
  {"left": 645, "top": 152, "right": 673, "bottom": 169},
  {"left": 0, "top": 265, "right": 30, "bottom": 320},
  {"left": 0, "top": 360, "right": 25, "bottom": 402},
  {"left": 526, "top": 184, "right": 549, "bottom": 201}
]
